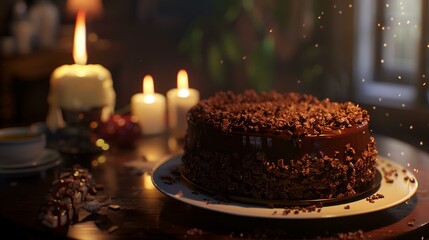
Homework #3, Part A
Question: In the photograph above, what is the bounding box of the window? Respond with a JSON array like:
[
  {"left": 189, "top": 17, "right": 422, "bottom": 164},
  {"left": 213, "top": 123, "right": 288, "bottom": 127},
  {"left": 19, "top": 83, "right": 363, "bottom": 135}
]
[{"left": 354, "top": 0, "right": 427, "bottom": 107}]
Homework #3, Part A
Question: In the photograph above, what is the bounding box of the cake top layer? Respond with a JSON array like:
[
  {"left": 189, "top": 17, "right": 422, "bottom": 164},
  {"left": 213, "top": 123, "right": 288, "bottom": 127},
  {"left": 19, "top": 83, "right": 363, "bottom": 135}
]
[{"left": 188, "top": 90, "right": 369, "bottom": 136}]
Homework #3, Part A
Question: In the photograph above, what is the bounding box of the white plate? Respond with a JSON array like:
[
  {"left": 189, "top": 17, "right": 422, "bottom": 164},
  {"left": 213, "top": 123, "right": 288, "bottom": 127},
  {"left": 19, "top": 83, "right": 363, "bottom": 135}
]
[
  {"left": 0, "top": 149, "right": 62, "bottom": 174},
  {"left": 152, "top": 155, "right": 418, "bottom": 219}
]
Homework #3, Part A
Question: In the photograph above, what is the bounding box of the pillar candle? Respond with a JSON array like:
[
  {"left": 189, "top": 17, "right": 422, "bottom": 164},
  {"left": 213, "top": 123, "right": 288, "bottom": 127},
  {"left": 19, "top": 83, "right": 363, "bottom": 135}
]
[
  {"left": 131, "top": 75, "right": 167, "bottom": 135},
  {"left": 167, "top": 69, "right": 199, "bottom": 138},
  {"left": 46, "top": 10, "right": 115, "bottom": 132}
]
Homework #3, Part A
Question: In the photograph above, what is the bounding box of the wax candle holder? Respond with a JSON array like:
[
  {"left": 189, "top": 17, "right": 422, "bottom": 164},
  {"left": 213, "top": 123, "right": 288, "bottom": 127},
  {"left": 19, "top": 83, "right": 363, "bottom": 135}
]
[
  {"left": 57, "top": 106, "right": 105, "bottom": 155},
  {"left": 46, "top": 10, "right": 115, "bottom": 155}
]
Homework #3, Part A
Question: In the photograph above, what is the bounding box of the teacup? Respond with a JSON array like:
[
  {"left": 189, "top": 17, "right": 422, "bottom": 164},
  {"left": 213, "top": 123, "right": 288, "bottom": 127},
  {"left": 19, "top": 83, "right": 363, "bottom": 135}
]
[{"left": 0, "top": 126, "right": 46, "bottom": 166}]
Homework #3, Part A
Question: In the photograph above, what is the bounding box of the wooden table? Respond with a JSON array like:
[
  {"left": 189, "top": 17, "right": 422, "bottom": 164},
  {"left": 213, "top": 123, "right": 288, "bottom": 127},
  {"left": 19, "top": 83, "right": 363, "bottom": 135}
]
[{"left": 0, "top": 133, "right": 428, "bottom": 239}]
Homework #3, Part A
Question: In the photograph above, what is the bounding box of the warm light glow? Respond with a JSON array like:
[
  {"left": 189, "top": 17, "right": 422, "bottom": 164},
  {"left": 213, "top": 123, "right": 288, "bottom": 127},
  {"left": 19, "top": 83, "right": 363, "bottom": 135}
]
[
  {"left": 66, "top": 0, "right": 103, "bottom": 19},
  {"left": 177, "top": 69, "right": 190, "bottom": 98},
  {"left": 143, "top": 75, "right": 155, "bottom": 104},
  {"left": 143, "top": 172, "right": 155, "bottom": 190},
  {"left": 73, "top": 10, "right": 87, "bottom": 65}
]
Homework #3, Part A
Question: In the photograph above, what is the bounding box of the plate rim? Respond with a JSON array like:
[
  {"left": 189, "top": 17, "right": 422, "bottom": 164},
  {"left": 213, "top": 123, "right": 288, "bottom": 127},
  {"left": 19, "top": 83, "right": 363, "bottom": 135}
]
[
  {"left": 152, "top": 155, "right": 419, "bottom": 219},
  {"left": 0, "top": 149, "right": 62, "bottom": 174}
]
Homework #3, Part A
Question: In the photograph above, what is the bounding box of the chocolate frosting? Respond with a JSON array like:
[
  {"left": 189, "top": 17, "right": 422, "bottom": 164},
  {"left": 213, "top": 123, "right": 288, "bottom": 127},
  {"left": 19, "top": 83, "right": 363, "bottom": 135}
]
[{"left": 186, "top": 90, "right": 372, "bottom": 162}]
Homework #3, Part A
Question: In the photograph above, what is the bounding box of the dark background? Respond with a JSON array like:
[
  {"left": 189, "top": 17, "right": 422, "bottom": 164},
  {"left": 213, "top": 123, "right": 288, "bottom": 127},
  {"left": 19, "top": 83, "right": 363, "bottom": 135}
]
[{"left": 0, "top": 0, "right": 428, "bottom": 152}]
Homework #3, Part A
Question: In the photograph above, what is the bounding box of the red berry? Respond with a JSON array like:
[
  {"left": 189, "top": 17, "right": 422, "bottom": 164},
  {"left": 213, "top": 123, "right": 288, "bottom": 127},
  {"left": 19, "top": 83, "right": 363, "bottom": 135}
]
[{"left": 97, "top": 114, "right": 142, "bottom": 147}]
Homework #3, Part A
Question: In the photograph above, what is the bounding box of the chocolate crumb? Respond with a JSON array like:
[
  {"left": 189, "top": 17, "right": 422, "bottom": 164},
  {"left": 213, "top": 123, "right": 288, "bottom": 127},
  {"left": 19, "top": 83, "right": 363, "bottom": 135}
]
[
  {"left": 384, "top": 178, "right": 394, "bottom": 184},
  {"left": 337, "top": 230, "right": 365, "bottom": 239},
  {"left": 344, "top": 205, "right": 350, "bottom": 209},
  {"left": 366, "top": 193, "right": 384, "bottom": 203},
  {"left": 282, "top": 204, "right": 322, "bottom": 215},
  {"left": 409, "top": 178, "right": 415, "bottom": 183},
  {"left": 185, "top": 227, "right": 204, "bottom": 236},
  {"left": 160, "top": 175, "right": 176, "bottom": 185},
  {"left": 283, "top": 209, "right": 291, "bottom": 215},
  {"left": 107, "top": 225, "right": 119, "bottom": 233},
  {"left": 108, "top": 204, "right": 121, "bottom": 210}
]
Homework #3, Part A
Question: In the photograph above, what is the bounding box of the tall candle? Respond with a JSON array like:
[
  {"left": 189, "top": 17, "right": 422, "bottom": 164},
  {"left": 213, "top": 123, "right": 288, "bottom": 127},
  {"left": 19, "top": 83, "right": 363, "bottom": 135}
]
[
  {"left": 131, "top": 75, "right": 167, "bottom": 135},
  {"left": 167, "top": 69, "right": 200, "bottom": 138},
  {"left": 46, "top": 10, "right": 115, "bottom": 131}
]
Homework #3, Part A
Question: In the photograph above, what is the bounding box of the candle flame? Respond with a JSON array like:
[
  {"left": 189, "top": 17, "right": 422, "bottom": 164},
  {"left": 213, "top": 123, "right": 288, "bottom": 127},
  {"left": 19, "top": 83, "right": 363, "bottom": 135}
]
[
  {"left": 143, "top": 75, "right": 155, "bottom": 104},
  {"left": 177, "top": 69, "right": 189, "bottom": 98},
  {"left": 73, "top": 10, "right": 87, "bottom": 65}
]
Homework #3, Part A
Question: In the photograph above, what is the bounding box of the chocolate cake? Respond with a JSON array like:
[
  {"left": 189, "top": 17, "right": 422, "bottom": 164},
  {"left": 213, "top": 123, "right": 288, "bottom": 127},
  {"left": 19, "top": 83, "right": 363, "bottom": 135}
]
[{"left": 181, "top": 90, "right": 378, "bottom": 201}]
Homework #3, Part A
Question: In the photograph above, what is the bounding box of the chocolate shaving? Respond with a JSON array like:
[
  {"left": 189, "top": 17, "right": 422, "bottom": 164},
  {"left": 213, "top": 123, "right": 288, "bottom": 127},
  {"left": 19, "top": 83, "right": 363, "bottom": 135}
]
[{"left": 188, "top": 90, "right": 370, "bottom": 135}]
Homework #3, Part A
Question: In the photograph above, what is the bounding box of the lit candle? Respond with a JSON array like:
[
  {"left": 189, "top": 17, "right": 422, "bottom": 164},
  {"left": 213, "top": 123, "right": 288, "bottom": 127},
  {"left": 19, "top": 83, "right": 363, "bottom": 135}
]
[
  {"left": 46, "top": 10, "right": 115, "bottom": 132},
  {"left": 131, "top": 75, "right": 167, "bottom": 135},
  {"left": 167, "top": 69, "right": 200, "bottom": 138}
]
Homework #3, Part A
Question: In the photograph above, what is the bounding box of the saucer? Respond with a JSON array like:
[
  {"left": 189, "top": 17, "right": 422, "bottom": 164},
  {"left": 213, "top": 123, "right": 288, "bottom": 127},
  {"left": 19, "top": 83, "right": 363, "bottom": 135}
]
[{"left": 0, "top": 149, "right": 62, "bottom": 174}]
